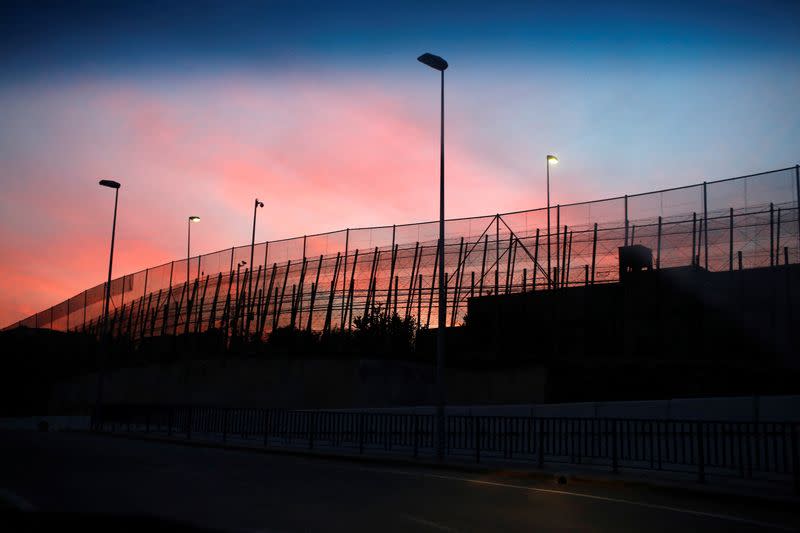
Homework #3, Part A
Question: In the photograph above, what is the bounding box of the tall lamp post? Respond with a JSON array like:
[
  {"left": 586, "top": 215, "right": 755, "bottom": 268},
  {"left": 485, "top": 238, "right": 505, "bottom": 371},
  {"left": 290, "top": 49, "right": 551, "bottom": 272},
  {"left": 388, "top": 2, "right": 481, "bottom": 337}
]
[
  {"left": 188, "top": 216, "right": 200, "bottom": 282},
  {"left": 248, "top": 199, "right": 264, "bottom": 329},
  {"left": 546, "top": 155, "right": 558, "bottom": 289},
  {"left": 95, "top": 178, "right": 121, "bottom": 429},
  {"left": 418, "top": 51, "right": 448, "bottom": 462}
]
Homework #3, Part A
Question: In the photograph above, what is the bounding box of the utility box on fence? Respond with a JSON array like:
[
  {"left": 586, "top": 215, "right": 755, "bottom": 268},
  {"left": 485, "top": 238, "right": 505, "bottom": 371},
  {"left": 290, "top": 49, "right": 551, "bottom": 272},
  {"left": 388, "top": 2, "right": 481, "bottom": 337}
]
[{"left": 618, "top": 245, "right": 653, "bottom": 281}]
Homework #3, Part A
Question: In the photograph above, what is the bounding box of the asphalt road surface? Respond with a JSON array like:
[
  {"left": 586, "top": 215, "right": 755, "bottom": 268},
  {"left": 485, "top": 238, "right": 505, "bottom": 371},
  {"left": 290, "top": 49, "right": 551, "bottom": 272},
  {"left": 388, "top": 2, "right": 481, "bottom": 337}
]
[{"left": 1, "top": 430, "right": 797, "bottom": 532}]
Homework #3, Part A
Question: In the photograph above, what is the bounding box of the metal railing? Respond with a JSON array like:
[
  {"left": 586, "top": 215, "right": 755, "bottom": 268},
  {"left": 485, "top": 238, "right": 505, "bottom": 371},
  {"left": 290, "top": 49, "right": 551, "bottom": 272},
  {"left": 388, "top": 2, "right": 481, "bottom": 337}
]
[
  {"left": 95, "top": 405, "right": 800, "bottom": 492},
  {"left": 8, "top": 165, "right": 800, "bottom": 339}
]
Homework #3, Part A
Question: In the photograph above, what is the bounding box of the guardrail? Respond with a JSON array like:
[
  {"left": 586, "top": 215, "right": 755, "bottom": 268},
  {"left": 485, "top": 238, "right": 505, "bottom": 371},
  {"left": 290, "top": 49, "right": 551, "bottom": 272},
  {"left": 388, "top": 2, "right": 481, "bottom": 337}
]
[{"left": 94, "top": 405, "right": 800, "bottom": 492}]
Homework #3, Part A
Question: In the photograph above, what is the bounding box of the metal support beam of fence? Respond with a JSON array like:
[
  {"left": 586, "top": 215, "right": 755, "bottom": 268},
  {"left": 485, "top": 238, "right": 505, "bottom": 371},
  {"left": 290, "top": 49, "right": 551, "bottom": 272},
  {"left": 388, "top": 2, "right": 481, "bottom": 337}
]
[{"left": 703, "top": 181, "right": 709, "bottom": 270}]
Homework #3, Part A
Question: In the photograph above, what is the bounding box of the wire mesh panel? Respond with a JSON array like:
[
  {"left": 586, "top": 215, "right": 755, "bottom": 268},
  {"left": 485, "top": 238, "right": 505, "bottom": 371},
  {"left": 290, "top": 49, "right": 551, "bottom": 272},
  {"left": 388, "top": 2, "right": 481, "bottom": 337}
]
[
  {"left": 83, "top": 282, "right": 106, "bottom": 331},
  {"left": 67, "top": 292, "right": 85, "bottom": 332},
  {"left": 124, "top": 270, "right": 148, "bottom": 326},
  {"left": 8, "top": 167, "right": 800, "bottom": 338},
  {"left": 198, "top": 249, "right": 230, "bottom": 280},
  {"left": 305, "top": 230, "right": 348, "bottom": 258},
  {"left": 736, "top": 169, "right": 798, "bottom": 213},
  {"left": 630, "top": 185, "right": 704, "bottom": 224},
  {"left": 145, "top": 263, "right": 173, "bottom": 295},
  {"left": 51, "top": 300, "right": 68, "bottom": 331}
]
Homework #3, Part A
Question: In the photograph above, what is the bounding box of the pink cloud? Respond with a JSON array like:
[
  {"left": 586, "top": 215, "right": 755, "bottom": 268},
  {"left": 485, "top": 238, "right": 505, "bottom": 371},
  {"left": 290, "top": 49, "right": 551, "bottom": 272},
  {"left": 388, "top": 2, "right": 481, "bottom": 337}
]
[{"left": 0, "top": 74, "right": 528, "bottom": 326}]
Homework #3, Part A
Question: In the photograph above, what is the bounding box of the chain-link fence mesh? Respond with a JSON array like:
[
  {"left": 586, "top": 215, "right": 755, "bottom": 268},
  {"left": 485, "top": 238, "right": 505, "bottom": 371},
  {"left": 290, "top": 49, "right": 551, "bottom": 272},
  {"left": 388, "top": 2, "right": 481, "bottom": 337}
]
[{"left": 5, "top": 166, "right": 799, "bottom": 339}]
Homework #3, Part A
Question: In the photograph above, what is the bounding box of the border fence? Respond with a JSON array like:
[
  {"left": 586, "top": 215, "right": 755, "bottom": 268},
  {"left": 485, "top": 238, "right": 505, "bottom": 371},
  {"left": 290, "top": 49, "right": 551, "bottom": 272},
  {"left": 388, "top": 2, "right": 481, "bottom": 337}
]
[
  {"left": 6, "top": 165, "right": 799, "bottom": 339},
  {"left": 96, "top": 405, "right": 800, "bottom": 492}
]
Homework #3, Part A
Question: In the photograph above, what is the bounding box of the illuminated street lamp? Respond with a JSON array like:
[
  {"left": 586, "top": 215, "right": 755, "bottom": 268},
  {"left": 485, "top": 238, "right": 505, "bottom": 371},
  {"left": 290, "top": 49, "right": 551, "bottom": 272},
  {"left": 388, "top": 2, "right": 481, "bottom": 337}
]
[
  {"left": 188, "top": 216, "right": 200, "bottom": 283},
  {"left": 418, "top": 51, "right": 448, "bottom": 462},
  {"left": 546, "top": 155, "right": 558, "bottom": 289}
]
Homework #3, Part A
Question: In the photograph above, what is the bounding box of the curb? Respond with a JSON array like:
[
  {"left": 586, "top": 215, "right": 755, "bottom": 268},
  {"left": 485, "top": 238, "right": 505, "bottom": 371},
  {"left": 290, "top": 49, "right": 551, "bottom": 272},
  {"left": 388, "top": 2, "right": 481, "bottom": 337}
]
[{"left": 82, "top": 430, "right": 799, "bottom": 509}]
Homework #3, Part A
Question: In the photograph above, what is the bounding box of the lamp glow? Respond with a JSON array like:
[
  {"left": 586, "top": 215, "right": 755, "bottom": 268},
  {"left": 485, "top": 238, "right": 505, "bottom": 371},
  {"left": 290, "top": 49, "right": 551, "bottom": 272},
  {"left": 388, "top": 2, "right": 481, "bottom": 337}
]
[{"left": 547, "top": 155, "right": 559, "bottom": 165}]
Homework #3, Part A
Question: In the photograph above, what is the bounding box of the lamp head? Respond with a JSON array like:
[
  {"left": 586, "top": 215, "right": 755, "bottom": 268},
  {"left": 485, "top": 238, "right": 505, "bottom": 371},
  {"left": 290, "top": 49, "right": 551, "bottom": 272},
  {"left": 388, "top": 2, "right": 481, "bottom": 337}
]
[
  {"left": 189, "top": 216, "right": 200, "bottom": 223},
  {"left": 417, "top": 53, "right": 448, "bottom": 71},
  {"left": 547, "top": 155, "right": 559, "bottom": 165},
  {"left": 99, "top": 179, "right": 121, "bottom": 189},
  {"left": 256, "top": 198, "right": 264, "bottom": 208}
]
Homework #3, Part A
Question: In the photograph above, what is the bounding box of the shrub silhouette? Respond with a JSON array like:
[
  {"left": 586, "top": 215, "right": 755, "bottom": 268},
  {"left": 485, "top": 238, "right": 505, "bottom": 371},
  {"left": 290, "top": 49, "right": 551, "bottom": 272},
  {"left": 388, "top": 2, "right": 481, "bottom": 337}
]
[{"left": 352, "top": 306, "right": 419, "bottom": 357}]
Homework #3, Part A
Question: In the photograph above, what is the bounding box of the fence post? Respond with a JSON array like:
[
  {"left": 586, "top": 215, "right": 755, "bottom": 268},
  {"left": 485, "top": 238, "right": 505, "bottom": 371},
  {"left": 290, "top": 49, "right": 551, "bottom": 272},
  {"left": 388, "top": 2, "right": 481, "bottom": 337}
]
[
  {"left": 384, "top": 414, "right": 390, "bottom": 451},
  {"left": 611, "top": 419, "right": 619, "bottom": 474},
  {"left": 624, "top": 195, "right": 629, "bottom": 247},
  {"left": 495, "top": 215, "right": 500, "bottom": 294},
  {"left": 696, "top": 422, "right": 706, "bottom": 484},
  {"left": 656, "top": 216, "right": 662, "bottom": 270},
  {"left": 264, "top": 409, "right": 271, "bottom": 447},
  {"left": 537, "top": 418, "right": 545, "bottom": 469},
  {"left": 795, "top": 165, "right": 799, "bottom": 263},
  {"left": 729, "top": 208, "right": 734, "bottom": 271},
  {"left": 187, "top": 406, "right": 192, "bottom": 440},
  {"left": 703, "top": 181, "right": 708, "bottom": 269},
  {"left": 777, "top": 208, "right": 782, "bottom": 265},
  {"left": 309, "top": 412, "right": 315, "bottom": 450},
  {"left": 414, "top": 415, "right": 419, "bottom": 459},
  {"left": 770, "top": 203, "right": 775, "bottom": 267},
  {"left": 359, "top": 413, "right": 365, "bottom": 455},
  {"left": 791, "top": 423, "right": 799, "bottom": 494},
  {"left": 504, "top": 417, "right": 510, "bottom": 459},
  {"left": 475, "top": 416, "right": 481, "bottom": 464},
  {"left": 556, "top": 207, "right": 561, "bottom": 287},
  {"left": 223, "top": 408, "right": 229, "bottom": 443}
]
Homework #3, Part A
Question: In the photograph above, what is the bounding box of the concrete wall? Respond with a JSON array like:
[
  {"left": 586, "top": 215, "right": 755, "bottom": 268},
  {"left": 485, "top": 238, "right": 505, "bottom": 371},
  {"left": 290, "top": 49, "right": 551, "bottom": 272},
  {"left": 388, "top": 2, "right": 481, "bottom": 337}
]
[
  {"left": 49, "top": 355, "right": 798, "bottom": 421},
  {"left": 50, "top": 358, "right": 547, "bottom": 411}
]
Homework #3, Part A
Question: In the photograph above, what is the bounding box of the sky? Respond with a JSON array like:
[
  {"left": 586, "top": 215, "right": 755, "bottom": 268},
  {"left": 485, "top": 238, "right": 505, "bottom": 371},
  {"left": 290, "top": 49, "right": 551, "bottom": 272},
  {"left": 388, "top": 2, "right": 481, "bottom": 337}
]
[{"left": 1, "top": 0, "right": 798, "bottom": 326}]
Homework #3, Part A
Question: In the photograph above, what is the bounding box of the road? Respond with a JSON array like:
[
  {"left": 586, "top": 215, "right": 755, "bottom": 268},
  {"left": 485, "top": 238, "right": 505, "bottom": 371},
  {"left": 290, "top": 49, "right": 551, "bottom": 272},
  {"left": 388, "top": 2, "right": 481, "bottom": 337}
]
[{"left": 1, "top": 430, "right": 797, "bottom": 532}]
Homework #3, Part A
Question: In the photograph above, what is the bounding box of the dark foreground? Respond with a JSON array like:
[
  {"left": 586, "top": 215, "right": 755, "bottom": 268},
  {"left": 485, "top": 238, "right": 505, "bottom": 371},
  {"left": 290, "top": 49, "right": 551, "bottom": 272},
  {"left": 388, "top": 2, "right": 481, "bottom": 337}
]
[{"left": 0, "top": 430, "right": 797, "bottom": 532}]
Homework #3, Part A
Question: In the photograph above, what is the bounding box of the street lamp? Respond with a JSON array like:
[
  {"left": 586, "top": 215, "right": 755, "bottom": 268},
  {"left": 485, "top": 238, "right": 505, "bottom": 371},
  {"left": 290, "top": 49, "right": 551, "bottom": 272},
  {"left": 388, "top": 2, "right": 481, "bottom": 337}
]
[
  {"left": 95, "top": 178, "right": 121, "bottom": 429},
  {"left": 99, "top": 180, "right": 121, "bottom": 324},
  {"left": 248, "top": 199, "right": 264, "bottom": 329},
  {"left": 236, "top": 260, "right": 247, "bottom": 307},
  {"left": 418, "top": 51, "right": 448, "bottom": 462},
  {"left": 546, "top": 155, "right": 558, "bottom": 289},
  {"left": 188, "top": 216, "right": 200, "bottom": 283}
]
